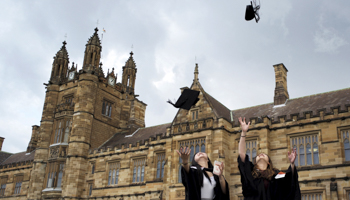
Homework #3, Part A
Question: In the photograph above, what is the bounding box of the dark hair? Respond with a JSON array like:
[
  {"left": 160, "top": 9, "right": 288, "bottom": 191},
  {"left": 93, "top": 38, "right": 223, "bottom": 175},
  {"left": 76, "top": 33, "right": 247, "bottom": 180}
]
[
  {"left": 191, "top": 152, "right": 213, "bottom": 187},
  {"left": 252, "top": 154, "right": 278, "bottom": 180}
]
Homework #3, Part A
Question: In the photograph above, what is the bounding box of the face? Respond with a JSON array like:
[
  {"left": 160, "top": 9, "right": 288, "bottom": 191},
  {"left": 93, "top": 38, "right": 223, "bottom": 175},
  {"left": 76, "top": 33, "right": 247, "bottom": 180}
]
[
  {"left": 255, "top": 153, "right": 269, "bottom": 164},
  {"left": 194, "top": 152, "right": 208, "bottom": 162}
]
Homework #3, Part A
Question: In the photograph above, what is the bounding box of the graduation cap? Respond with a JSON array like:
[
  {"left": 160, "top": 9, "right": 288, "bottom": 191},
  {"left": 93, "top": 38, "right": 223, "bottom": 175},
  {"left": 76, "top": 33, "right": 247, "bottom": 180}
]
[
  {"left": 167, "top": 89, "right": 200, "bottom": 110},
  {"left": 245, "top": 0, "right": 260, "bottom": 23}
]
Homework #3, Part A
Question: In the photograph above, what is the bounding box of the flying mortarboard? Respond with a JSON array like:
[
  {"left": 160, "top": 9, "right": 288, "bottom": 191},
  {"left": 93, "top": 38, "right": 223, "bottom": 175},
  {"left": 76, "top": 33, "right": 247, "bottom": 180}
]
[
  {"left": 167, "top": 89, "right": 200, "bottom": 110},
  {"left": 245, "top": 0, "right": 261, "bottom": 23}
]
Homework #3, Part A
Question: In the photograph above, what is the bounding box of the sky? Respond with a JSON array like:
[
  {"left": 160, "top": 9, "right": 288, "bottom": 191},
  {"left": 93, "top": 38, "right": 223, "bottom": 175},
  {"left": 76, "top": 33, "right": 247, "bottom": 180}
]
[{"left": 0, "top": 0, "right": 349, "bottom": 153}]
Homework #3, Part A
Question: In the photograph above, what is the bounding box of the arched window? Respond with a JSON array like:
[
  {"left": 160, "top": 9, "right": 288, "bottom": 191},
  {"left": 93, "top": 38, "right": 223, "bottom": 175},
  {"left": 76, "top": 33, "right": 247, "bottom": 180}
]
[
  {"left": 246, "top": 149, "right": 251, "bottom": 161},
  {"left": 141, "top": 165, "right": 145, "bottom": 182},
  {"left": 137, "top": 166, "right": 141, "bottom": 182},
  {"left": 300, "top": 145, "right": 305, "bottom": 166},
  {"left": 157, "top": 161, "right": 161, "bottom": 179},
  {"left": 345, "top": 139, "right": 350, "bottom": 161},
  {"left": 196, "top": 145, "right": 199, "bottom": 153},
  {"left": 161, "top": 160, "right": 165, "bottom": 178},
  {"left": 132, "top": 167, "right": 136, "bottom": 182},
  {"left": 55, "top": 122, "right": 62, "bottom": 143},
  {"left": 190, "top": 146, "right": 194, "bottom": 162},
  {"left": 63, "top": 120, "right": 70, "bottom": 143},
  {"left": 252, "top": 149, "right": 257, "bottom": 159},
  {"left": 313, "top": 143, "right": 319, "bottom": 164},
  {"left": 108, "top": 168, "right": 112, "bottom": 185},
  {"left": 306, "top": 144, "right": 312, "bottom": 165},
  {"left": 115, "top": 168, "right": 119, "bottom": 184},
  {"left": 201, "top": 144, "right": 205, "bottom": 152}
]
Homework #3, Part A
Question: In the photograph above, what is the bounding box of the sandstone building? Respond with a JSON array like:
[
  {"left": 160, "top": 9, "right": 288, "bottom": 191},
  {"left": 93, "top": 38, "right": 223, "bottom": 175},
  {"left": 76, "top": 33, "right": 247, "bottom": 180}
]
[{"left": 0, "top": 28, "right": 350, "bottom": 200}]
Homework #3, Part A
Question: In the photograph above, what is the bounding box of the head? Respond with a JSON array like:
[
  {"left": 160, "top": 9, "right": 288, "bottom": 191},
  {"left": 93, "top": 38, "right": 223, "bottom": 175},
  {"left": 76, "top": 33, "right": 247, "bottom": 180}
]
[
  {"left": 252, "top": 153, "right": 277, "bottom": 180},
  {"left": 254, "top": 153, "right": 270, "bottom": 166},
  {"left": 191, "top": 152, "right": 213, "bottom": 168}
]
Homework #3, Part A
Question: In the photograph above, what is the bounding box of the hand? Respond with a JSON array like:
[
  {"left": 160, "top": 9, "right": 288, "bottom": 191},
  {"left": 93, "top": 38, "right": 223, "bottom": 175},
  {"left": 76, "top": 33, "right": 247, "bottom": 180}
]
[
  {"left": 288, "top": 148, "right": 297, "bottom": 164},
  {"left": 176, "top": 147, "right": 191, "bottom": 163},
  {"left": 239, "top": 117, "right": 250, "bottom": 133},
  {"left": 217, "top": 162, "right": 225, "bottom": 177}
]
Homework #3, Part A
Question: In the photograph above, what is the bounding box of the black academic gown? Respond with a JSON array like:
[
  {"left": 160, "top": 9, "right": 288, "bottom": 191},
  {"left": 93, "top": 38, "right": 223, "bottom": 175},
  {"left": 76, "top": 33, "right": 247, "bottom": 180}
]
[
  {"left": 181, "top": 166, "right": 230, "bottom": 200},
  {"left": 238, "top": 155, "right": 301, "bottom": 200}
]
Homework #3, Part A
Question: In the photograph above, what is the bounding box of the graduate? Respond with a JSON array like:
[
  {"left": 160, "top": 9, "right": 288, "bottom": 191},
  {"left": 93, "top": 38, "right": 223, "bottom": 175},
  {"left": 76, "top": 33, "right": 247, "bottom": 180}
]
[
  {"left": 176, "top": 147, "right": 230, "bottom": 200},
  {"left": 238, "top": 117, "right": 301, "bottom": 200}
]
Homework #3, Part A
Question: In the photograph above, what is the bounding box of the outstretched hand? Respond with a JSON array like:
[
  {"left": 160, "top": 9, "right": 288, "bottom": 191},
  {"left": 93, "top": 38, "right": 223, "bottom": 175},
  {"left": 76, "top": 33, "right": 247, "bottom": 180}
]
[
  {"left": 176, "top": 147, "right": 191, "bottom": 163},
  {"left": 239, "top": 117, "right": 250, "bottom": 133},
  {"left": 216, "top": 162, "right": 225, "bottom": 177},
  {"left": 288, "top": 148, "right": 297, "bottom": 164}
]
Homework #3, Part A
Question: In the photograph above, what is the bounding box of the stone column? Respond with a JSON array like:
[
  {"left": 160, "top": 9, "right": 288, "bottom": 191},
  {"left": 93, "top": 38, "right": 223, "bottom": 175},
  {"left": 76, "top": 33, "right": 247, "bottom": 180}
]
[{"left": 62, "top": 73, "right": 98, "bottom": 199}]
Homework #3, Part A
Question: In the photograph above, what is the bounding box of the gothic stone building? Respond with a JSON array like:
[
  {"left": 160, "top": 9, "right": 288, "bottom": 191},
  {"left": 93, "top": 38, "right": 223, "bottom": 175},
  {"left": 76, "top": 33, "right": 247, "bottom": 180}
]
[{"left": 0, "top": 28, "right": 350, "bottom": 200}]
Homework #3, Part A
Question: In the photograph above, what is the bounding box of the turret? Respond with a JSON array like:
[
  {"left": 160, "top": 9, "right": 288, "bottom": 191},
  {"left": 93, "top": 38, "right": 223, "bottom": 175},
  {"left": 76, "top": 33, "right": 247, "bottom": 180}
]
[
  {"left": 82, "top": 28, "right": 102, "bottom": 69},
  {"left": 122, "top": 52, "right": 137, "bottom": 94},
  {"left": 50, "top": 41, "right": 69, "bottom": 84}
]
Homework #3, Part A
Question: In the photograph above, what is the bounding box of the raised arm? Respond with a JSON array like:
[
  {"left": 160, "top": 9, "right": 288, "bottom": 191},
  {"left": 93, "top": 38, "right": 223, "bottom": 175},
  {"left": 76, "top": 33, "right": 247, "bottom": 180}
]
[
  {"left": 238, "top": 117, "right": 250, "bottom": 162},
  {"left": 288, "top": 148, "right": 297, "bottom": 174},
  {"left": 176, "top": 147, "right": 191, "bottom": 173}
]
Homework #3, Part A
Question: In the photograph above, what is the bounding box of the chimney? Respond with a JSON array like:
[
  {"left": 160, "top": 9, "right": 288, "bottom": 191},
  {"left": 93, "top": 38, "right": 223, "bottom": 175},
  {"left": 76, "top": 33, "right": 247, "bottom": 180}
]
[
  {"left": 273, "top": 63, "right": 289, "bottom": 105},
  {"left": 0, "top": 137, "right": 4, "bottom": 151}
]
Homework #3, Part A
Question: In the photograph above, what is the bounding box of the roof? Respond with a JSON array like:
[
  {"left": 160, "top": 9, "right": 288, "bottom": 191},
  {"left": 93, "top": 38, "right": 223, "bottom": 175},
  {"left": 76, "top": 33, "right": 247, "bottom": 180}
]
[
  {"left": 0, "top": 150, "right": 35, "bottom": 166},
  {"left": 0, "top": 151, "right": 13, "bottom": 165},
  {"left": 101, "top": 123, "right": 171, "bottom": 148},
  {"left": 204, "top": 92, "right": 232, "bottom": 122},
  {"left": 231, "top": 87, "right": 350, "bottom": 124}
]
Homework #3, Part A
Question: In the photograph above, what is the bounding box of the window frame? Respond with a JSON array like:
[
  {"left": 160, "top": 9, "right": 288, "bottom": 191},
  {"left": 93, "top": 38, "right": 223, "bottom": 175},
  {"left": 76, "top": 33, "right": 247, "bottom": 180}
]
[
  {"left": 102, "top": 99, "right": 113, "bottom": 118},
  {"left": 51, "top": 118, "right": 72, "bottom": 145},
  {"left": 0, "top": 176, "right": 7, "bottom": 196},
  {"left": 289, "top": 131, "right": 320, "bottom": 167},
  {"left": 13, "top": 175, "right": 23, "bottom": 195},
  {"left": 45, "top": 162, "right": 65, "bottom": 189},
  {"left": 245, "top": 139, "right": 258, "bottom": 162},
  {"left": 155, "top": 152, "right": 166, "bottom": 180},
  {"left": 339, "top": 127, "right": 350, "bottom": 162},
  {"left": 107, "top": 162, "right": 121, "bottom": 186},
  {"left": 131, "top": 157, "right": 146, "bottom": 183}
]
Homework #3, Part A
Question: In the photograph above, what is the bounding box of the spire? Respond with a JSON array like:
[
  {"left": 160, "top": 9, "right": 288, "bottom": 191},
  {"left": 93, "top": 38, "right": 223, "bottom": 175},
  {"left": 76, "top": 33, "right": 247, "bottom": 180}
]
[
  {"left": 87, "top": 27, "right": 101, "bottom": 47},
  {"left": 55, "top": 41, "right": 69, "bottom": 60},
  {"left": 122, "top": 51, "right": 137, "bottom": 94},
  {"left": 124, "top": 51, "right": 136, "bottom": 68},
  {"left": 83, "top": 28, "right": 102, "bottom": 69},
  {"left": 194, "top": 63, "right": 199, "bottom": 82},
  {"left": 50, "top": 41, "right": 69, "bottom": 84}
]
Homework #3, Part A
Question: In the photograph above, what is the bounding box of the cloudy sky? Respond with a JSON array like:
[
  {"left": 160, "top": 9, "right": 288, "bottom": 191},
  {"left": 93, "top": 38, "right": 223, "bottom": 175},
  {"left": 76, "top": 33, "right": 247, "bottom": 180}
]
[{"left": 0, "top": 0, "right": 349, "bottom": 153}]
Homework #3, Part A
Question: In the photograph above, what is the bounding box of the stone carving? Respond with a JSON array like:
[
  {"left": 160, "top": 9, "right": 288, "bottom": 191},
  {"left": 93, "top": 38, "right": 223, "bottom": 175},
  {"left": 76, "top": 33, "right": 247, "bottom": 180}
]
[{"left": 49, "top": 146, "right": 59, "bottom": 159}]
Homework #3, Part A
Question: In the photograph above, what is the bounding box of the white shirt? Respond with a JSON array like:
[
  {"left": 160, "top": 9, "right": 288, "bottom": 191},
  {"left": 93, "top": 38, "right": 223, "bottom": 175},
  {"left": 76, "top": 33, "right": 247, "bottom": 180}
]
[{"left": 191, "top": 166, "right": 217, "bottom": 199}]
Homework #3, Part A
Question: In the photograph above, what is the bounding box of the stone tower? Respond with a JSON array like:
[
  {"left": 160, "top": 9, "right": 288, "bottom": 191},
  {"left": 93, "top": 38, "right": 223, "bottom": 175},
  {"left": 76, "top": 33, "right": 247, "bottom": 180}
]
[
  {"left": 27, "top": 42, "right": 67, "bottom": 200},
  {"left": 122, "top": 51, "right": 137, "bottom": 94},
  {"left": 26, "top": 28, "right": 146, "bottom": 200}
]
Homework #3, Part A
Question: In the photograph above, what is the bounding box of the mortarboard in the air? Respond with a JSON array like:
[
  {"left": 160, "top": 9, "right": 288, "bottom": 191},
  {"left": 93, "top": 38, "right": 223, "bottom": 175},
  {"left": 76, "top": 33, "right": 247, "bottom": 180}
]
[
  {"left": 245, "top": 0, "right": 260, "bottom": 23},
  {"left": 167, "top": 89, "right": 200, "bottom": 110}
]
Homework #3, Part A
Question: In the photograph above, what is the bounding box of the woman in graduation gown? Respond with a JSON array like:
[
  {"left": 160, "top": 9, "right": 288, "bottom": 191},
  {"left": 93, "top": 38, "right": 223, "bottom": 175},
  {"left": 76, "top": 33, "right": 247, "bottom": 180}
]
[
  {"left": 238, "top": 117, "right": 301, "bottom": 200},
  {"left": 176, "top": 147, "right": 230, "bottom": 200}
]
